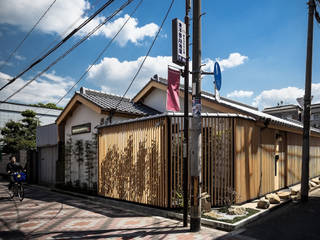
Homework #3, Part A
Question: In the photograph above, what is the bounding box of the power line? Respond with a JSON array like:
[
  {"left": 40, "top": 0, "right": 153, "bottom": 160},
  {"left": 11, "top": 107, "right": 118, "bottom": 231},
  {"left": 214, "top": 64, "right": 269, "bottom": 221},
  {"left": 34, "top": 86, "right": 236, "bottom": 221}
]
[
  {"left": 0, "top": 0, "right": 115, "bottom": 92},
  {"left": 0, "top": 0, "right": 134, "bottom": 105},
  {"left": 114, "top": 0, "right": 175, "bottom": 111},
  {"left": 0, "top": 0, "right": 57, "bottom": 73},
  {"left": 17, "top": 0, "right": 104, "bottom": 77},
  {"left": 53, "top": 0, "right": 144, "bottom": 108}
]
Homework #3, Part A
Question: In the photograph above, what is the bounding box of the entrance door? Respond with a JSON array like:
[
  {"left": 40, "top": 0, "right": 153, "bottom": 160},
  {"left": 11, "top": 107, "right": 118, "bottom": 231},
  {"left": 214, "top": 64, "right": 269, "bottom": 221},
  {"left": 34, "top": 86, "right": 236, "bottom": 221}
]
[{"left": 275, "top": 132, "right": 286, "bottom": 190}]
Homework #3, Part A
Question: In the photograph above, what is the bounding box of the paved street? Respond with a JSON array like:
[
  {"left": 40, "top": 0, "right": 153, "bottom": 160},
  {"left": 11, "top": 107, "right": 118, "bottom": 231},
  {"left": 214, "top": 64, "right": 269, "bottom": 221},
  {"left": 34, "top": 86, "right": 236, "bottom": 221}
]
[
  {"left": 220, "top": 188, "right": 320, "bottom": 240},
  {"left": 0, "top": 181, "right": 226, "bottom": 240}
]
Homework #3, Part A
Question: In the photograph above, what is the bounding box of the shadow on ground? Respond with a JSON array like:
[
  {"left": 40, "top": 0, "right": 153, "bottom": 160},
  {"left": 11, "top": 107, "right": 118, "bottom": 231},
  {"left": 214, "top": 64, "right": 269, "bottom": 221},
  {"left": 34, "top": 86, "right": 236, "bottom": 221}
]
[
  {"left": 29, "top": 225, "right": 190, "bottom": 240},
  {"left": 218, "top": 193, "right": 320, "bottom": 240}
]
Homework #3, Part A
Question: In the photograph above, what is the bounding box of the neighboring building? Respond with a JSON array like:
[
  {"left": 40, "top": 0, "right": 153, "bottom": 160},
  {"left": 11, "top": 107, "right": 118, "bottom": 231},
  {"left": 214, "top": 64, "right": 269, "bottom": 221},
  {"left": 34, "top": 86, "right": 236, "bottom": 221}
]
[
  {"left": 263, "top": 103, "right": 320, "bottom": 128},
  {"left": 56, "top": 87, "right": 159, "bottom": 190},
  {"left": 0, "top": 102, "right": 62, "bottom": 137},
  {"left": 0, "top": 102, "right": 62, "bottom": 176},
  {"left": 263, "top": 104, "right": 302, "bottom": 122},
  {"left": 36, "top": 124, "right": 59, "bottom": 186},
  {"left": 311, "top": 103, "right": 320, "bottom": 128}
]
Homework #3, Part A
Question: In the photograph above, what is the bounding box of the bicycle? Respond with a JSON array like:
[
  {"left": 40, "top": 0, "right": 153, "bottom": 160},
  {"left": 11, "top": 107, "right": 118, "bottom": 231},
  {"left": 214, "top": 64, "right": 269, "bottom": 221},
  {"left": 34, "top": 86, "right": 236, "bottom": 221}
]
[{"left": 9, "top": 172, "right": 26, "bottom": 201}]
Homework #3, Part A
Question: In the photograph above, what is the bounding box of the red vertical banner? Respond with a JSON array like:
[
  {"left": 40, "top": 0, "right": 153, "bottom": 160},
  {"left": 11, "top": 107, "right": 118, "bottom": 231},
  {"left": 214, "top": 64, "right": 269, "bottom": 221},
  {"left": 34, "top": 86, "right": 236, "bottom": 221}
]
[{"left": 166, "top": 67, "right": 181, "bottom": 112}]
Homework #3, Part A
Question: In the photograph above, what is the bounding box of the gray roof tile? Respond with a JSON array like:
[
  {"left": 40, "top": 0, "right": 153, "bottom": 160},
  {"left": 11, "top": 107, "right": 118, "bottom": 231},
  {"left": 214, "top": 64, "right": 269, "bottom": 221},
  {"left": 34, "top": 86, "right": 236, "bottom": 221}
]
[{"left": 79, "top": 88, "right": 158, "bottom": 116}]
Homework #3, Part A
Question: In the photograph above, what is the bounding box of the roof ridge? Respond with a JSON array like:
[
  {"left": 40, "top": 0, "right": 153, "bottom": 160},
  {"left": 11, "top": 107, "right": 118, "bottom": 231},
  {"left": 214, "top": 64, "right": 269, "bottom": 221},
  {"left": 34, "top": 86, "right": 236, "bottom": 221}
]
[{"left": 80, "top": 87, "right": 129, "bottom": 101}]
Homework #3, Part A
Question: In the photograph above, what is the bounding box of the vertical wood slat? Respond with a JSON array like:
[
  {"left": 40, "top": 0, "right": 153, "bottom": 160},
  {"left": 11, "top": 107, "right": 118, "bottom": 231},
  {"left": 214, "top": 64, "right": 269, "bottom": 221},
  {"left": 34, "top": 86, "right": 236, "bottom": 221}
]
[{"left": 98, "top": 117, "right": 167, "bottom": 207}]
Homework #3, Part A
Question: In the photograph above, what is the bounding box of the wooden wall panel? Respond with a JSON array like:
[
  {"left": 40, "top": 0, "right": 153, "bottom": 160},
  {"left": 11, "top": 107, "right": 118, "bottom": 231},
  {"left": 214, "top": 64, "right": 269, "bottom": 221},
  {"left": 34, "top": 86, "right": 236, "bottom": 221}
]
[
  {"left": 287, "top": 132, "right": 302, "bottom": 185},
  {"left": 234, "top": 119, "right": 261, "bottom": 203},
  {"left": 235, "top": 119, "right": 320, "bottom": 204},
  {"left": 260, "top": 128, "right": 275, "bottom": 195},
  {"left": 309, "top": 136, "right": 320, "bottom": 178}
]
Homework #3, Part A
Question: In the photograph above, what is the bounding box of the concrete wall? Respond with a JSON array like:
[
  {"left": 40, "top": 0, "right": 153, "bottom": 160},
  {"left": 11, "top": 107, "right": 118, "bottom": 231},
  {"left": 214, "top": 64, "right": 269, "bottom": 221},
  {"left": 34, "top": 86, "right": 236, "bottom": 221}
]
[
  {"left": 36, "top": 124, "right": 58, "bottom": 147},
  {"left": 38, "top": 145, "right": 58, "bottom": 186}
]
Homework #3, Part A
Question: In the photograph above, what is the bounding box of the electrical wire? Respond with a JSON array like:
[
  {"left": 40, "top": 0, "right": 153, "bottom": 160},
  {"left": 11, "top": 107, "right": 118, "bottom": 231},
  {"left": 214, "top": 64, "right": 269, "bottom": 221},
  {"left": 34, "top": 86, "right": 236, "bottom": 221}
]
[
  {"left": 38, "top": 0, "right": 143, "bottom": 119},
  {"left": 113, "top": 0, "right": 175, "bottom": 111},
  {"left": 0, "top": 0, "right": 57, "bottom": 73},
  {"left": 54, "top": 0, "right": 144, "bottom": 108},
  {"left": 0, "top": 0, "right": 134, "bottom": 105},
  {"left": 17, "top": 0, "right": 104, "bottom": 77},
  {"left": 0, "top": 0, "right": 115, "bottom": 92}
]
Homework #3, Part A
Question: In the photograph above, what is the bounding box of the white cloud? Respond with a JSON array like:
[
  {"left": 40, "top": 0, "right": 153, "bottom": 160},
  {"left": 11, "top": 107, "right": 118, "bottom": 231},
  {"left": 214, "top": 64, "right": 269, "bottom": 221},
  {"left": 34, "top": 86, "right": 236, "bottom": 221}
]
[
  {"left": 100, "top": 14, "right": 159, "bottom": 46},
  {"left": 14, "top": 54, "right": 26, "bottom": 61},
  {"left": 0, "top": 0, "right": 159, "bottom": 46},
  {"left": 227, "top": 90, "right": 254, "bottom": 98},
  {"left": 87, "top": 52, "right": 249, "bottom": 97},
  {"left": 203, "top": 53, "right": 248, "bottom": 72},
  {"left": 0, "top": 71, "right": 74, "bottom": 106},
  {"left": 88, "top": 56, "right": 176, "bottom": 97},
  {"left": 0, "top": 61, "right": 13, "bottom": 67},
  {"left": 252, "top": 84, "right": 320, "bottom": 109}
]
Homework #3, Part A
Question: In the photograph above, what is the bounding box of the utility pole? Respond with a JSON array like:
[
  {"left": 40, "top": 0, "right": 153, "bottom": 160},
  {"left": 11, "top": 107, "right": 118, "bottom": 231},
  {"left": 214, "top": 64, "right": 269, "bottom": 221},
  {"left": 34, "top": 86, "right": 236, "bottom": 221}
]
[
  {"left": 301, "top": 0, "right": 315, "bottom": 202},
  {"left": 183, "top": 0, "right": 191, "bottom": 227},
  {"left": 190, "top": 0, "right": 202, "bottom": 232}
]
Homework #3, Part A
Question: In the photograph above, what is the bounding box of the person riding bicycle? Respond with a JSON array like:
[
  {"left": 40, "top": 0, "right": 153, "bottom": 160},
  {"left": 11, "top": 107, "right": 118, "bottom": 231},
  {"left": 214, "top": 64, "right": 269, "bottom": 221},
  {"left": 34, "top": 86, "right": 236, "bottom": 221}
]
[{"left": 6, "top": 156, "right": 23, "bottom": 191}]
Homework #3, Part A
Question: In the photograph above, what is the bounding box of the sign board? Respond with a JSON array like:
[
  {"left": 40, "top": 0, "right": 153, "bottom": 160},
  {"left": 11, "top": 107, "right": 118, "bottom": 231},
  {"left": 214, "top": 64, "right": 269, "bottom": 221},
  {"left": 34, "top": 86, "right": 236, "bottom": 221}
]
[
  {"left": 214, "top": 62, "right": 222, "bottom": 91},
  {"left": 172, "top": 18, "right": 186, "bottom": 66},
  {"left": 72, "top": 123, "right": 91, "bottom": 135}
]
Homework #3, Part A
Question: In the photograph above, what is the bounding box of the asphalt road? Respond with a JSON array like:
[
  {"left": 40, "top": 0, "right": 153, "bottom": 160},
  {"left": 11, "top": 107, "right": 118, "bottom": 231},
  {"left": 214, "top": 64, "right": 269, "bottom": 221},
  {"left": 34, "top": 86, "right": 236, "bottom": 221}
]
[
  {"left": 219, "top": 188, "right": 320, "bottom": 240},
  {"left": 0, "top": 181, "right": 226, "bottom": 240}
]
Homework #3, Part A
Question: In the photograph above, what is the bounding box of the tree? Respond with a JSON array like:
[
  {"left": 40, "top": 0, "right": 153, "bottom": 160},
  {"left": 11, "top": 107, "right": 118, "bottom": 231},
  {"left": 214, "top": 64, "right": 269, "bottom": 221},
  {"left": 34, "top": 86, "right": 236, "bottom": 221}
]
[
  {"left": 0, "top": 110, "right": 39, "bottom": 154},
  {"left": 31, "top": 102, "right": 63, "bottom": 110},
  {"left": 0, "top": 120, "right": 23, "bottom": 154},
  {"left": 20, "top": 110, "right": 38, "bottom": 151}
]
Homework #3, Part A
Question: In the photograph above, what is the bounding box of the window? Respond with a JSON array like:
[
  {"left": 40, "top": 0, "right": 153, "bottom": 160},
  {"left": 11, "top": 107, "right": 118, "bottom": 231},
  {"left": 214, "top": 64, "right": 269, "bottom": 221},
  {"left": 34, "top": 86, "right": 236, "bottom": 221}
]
[{"left": 313, "top": 113, "right": 320, "bottom": 120}]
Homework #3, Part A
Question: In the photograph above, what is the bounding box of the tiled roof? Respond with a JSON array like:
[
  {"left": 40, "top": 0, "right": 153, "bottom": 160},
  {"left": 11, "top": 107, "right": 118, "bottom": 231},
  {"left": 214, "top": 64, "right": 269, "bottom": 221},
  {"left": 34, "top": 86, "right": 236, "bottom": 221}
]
[
  {"left": 79, "top": 87, "right": 159, "bottom": 116},
  {"left": 145, "top": 77, "right": 320, "bottom": 133}
]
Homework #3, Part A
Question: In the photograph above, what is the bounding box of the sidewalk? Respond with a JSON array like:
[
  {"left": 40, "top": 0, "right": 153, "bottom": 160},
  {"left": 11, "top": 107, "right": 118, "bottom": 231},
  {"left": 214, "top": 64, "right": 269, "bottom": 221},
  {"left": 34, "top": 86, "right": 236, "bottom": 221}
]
[
  {"left": 31, "top": 178, "right": 320, "bottom": 232},
  {"left": 0, "top": 181, "right": 227, "bottom": 240}
]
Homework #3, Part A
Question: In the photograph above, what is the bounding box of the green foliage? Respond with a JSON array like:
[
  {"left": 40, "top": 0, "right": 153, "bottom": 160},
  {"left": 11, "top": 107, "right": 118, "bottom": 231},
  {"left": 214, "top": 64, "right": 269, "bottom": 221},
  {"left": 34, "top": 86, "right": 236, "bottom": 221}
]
[
  {"left": 0, "top": 110, "right": 38, "bottom": 154},
  {"left": 31, "top": 102, "right": 63, "bottom": 110},
  {"left": 64, "top": 135, "right": 73, "bottom": 183},
  {"left": 0, "top": 120, "right": 23, "bottom": 153},
  {"left": 84, "top": 134, "right": 97, "bottom": 190},
  {"left": 74, "top": 139, "right": 84, "bottom": 184}
]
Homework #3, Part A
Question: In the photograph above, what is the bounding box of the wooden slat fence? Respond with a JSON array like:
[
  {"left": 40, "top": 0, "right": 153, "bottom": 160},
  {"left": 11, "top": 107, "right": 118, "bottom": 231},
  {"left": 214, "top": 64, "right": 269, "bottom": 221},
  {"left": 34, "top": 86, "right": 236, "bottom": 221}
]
[
  {"left": 170, "top": 116, "right": 234, "bottom": 207},
  {"left": 98, "top": 117, "right": 168, "bottom": 207}
]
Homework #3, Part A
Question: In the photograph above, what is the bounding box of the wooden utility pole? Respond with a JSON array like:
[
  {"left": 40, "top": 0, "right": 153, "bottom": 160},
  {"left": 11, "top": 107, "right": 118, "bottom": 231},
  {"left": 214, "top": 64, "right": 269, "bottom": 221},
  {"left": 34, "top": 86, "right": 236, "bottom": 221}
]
[
  {"left": 190, "top": 0, "right": 202, "bottom": 232},
  {"left": 183, "top": 0, "right": 191, "bottom": 227},
  {"left": 301, "top": 0, "right": 315, "bottom": 202}
]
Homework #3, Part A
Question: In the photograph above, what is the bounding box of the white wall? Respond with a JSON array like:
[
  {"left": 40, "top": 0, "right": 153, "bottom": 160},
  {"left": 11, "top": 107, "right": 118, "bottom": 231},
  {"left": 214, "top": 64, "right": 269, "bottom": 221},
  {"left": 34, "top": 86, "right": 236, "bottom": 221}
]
[
  {"left": 143, "top": 88, "right": 216, "bottom": 113},
  {"left": 63, "top": 103, "right": 130, "bottom": 189}
]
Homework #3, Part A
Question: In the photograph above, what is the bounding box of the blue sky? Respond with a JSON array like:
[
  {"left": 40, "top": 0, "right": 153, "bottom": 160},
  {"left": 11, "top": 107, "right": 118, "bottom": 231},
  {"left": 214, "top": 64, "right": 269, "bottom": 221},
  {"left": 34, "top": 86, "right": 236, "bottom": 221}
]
[{"left": 0, "top": 0, "right": 320, "bottom": 110}]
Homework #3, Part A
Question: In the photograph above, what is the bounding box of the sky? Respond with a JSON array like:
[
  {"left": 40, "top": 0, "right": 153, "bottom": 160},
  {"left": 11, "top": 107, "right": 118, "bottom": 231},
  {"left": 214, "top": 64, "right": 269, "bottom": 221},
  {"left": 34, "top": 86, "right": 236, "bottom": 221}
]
[{"left": 0, "top": 0, "right": 320, "bottom": 110}]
